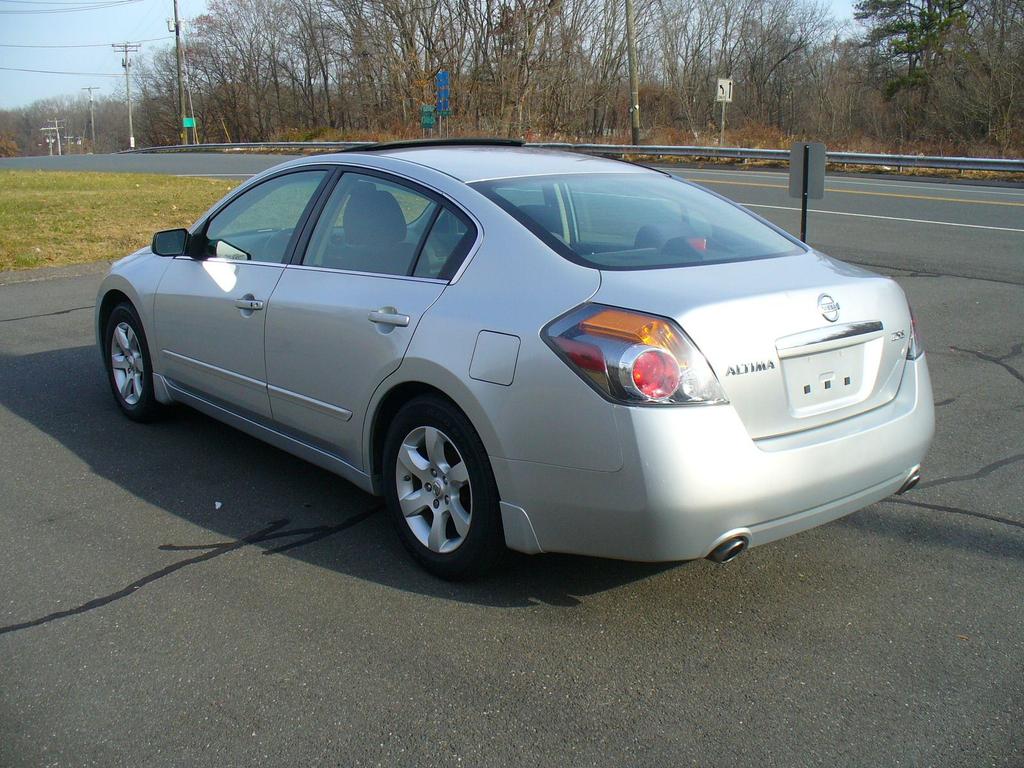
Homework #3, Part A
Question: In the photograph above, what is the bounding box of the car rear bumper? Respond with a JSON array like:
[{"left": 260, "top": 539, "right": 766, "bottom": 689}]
[{"left": 491, "top": 356, "right": 934, "bottom": 561}]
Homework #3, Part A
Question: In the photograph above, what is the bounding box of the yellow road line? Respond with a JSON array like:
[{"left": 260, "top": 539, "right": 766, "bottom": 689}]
[{"left": 684, "top": 177, "right": 1024, "bottom": 207}]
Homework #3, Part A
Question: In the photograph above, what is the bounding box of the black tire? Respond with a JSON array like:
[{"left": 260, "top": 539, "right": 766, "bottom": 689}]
[
  {"left": 103, "top": 302, "right": 163, "bottom": 422},
  {"left": 383, "top": 395, "right": 505, "bottom": 580}
]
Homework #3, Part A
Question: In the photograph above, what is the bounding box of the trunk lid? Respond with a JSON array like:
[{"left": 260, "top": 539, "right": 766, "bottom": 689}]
[{"left": 594, "top": 252, "right": 914, "bottom": 439}]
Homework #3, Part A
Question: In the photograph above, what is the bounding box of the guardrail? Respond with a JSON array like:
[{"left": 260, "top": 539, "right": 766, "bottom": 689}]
[{"left": 121, "top": 140, "right": 1024, "bottom": 173}]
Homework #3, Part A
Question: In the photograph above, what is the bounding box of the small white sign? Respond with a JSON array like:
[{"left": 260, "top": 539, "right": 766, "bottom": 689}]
[{"left": 716, "top": 78, "right": 733, "bottom": 103}]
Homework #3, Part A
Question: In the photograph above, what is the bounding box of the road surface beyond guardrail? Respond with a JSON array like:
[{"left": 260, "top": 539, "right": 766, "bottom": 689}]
[{"left": 119, "top": 140, "right": 1024, "bottom": 174}]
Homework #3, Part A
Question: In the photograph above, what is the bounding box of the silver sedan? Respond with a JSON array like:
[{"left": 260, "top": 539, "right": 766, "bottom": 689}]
[{"left": 96, "top": 141, "right": 934, "bottom": 579}]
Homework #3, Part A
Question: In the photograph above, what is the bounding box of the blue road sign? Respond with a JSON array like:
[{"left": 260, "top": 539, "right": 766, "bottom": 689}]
[{"left": 435, "top": 70, "right": 451, "bottom": 116}]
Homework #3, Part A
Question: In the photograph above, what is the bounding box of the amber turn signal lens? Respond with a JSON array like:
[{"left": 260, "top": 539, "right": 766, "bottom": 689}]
[{"left": 579, "top": 308, "right": 675, "bottom": 347}]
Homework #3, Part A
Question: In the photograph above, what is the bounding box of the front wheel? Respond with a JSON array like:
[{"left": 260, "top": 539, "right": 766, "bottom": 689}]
[
  {"left": 103, "top": 302, "right": 163, "bottom": 422},
  {"left": 383, "top": 395, "right": 505, "bottom": 580}
]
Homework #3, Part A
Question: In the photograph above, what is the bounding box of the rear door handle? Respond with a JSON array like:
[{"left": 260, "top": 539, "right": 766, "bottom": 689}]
[
  {"left": 368, "top": 310, "right": 410, "bottom": 327},
  {"left": 234, "top": 298, "right": 264, "bottom": 311}
]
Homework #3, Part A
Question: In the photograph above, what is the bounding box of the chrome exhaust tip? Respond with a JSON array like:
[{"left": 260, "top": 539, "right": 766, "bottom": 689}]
[
  {"left": 706, "top": 536, "right": 748, "bottom": 564},
  {"left": 897, "top": 466, "right": 922, "bottom": 495}
]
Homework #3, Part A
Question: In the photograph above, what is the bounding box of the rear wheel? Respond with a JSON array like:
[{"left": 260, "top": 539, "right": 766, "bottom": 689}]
[
  {"left": 383, "top": 395, "right": 505, "bottom": 579},
  {"left": 103, "top": 302, "right": 162, "bottom": 422}
]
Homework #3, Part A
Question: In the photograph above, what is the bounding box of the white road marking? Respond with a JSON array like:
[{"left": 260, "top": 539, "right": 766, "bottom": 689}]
[
  {"left": 739, "top": 203, "right": 1024, "bottom": 233},
  {"left": 174, "top": 173, "right": 253, "bottom": 177},
  {"left": 665, "top": 167, "right": 1024, "bottom": 199}
]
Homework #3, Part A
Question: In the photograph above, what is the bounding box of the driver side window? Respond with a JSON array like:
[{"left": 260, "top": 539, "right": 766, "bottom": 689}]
[{"left": 203, "top": 171, "right": 327, "bottom": 263}]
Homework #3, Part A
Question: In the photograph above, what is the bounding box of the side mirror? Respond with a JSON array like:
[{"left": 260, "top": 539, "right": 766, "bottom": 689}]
[{"left": 152, "top": 228, "right": 189, "bottom": 257}]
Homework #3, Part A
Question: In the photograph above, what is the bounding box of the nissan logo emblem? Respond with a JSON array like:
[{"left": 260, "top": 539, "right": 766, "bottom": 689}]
[{"left": 818, "top": 293, "right": 840, "bottom": 322}]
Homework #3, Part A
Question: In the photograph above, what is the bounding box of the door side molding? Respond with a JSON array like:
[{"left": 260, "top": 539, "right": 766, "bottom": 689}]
[{"left": 268, "top": 384, "right": 353, "bottom": 421}]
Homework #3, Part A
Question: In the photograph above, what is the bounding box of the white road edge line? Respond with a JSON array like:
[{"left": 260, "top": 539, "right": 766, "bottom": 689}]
[
  {"left": 174, "top": 173, "right": 254, "bottom": 177},
  {"left": 739, "top": 203, "right": 1024, "bottom": 233},
  {"left": 671, "top": 168, "right": 1024, "bottom": 198}
]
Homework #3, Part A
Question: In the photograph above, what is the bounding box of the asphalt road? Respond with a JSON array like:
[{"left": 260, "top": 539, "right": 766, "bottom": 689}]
[
  {"left": 4, "top": 150, "right": 1022, "bottom": 284},
  {"left": 1, "top": 154, "right": 1023, "bottom": 767},
  {"left": 0, "top": 150, "right": 289, "bottom": 177}
]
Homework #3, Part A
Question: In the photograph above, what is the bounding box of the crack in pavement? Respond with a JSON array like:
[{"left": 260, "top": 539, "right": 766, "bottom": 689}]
[
  {"left": 846, "top": 260, "right": 1024, "bottom": 288},
  {"left": 951, "top": 343, "right": 1024, "bottom": 385},
  {"left": 0, "top": 305, "right": 95, "bottom": 323},
  {"left": 918, "top": 453, "right": 1024, "bottom": 490},
  {"left": 0, "top": 507, "right": 379, "bottom": 636},
  {"left": 886, "top": 497, "right": 1024, "bottom": 531},
  {"left": 935, "top": 397, "right": 957, "bottom": 407}
]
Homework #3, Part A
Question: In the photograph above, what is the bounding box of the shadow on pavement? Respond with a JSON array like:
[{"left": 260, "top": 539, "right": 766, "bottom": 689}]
[
  {"left": 0, "top": 344, "right": 678, "bottom": 608},
  {"left": 839, "top": 504, "right": 1024, "bottom": 561}
]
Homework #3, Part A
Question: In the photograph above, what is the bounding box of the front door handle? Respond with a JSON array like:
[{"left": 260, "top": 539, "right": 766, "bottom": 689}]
[
  {"left": 368, "top": 309, "right": 410, "bottom": 327},
  {"left": 234, "top": 298, "right": 264, "bottom": 311}
]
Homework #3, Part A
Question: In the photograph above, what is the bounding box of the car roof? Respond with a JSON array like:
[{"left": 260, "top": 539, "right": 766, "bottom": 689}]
[{"left": 324, "top": 145, "right": 656, "bottom": 184}]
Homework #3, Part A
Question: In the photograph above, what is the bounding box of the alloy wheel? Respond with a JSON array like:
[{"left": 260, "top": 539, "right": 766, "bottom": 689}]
[
  {"left": 110, "top": 321, "right": 145, "bottom": 406},
  {"left": 394, "top": 425, "right": 473, "bottom": 554}
]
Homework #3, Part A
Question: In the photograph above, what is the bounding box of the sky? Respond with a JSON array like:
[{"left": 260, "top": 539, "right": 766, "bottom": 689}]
[
  {"left": 0, "top": 0, "right": 207, "bottom": 108},
  {"left": 0, "top": 0, "right": 856, "bottom": 110}
]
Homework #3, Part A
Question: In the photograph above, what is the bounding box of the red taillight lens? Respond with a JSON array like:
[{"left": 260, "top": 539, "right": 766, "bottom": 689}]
[
  {"left": 542, "top": 304, "right": 728, "bottom": 406},
  {"left": 629, "top": 348, "right": 680, "bottom": 400},
  {"left": 552, "top": 336, "right": 606, "bottom": 374}
]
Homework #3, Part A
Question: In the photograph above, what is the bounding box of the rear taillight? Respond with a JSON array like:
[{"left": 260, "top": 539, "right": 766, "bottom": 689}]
[
  {"left": 908, "top": 303, "right": 924, "bottom": 359},
  {"left": 543, "top": 304, "right": 728, "bottom": 406}
]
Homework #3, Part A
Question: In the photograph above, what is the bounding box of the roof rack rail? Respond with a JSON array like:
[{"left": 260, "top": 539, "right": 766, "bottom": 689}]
[{"left": 343, "top": 137, "right": 525, "bottom": 152}]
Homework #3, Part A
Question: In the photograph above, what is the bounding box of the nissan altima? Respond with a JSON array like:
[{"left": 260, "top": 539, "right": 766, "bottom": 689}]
[{"left": 96, "top": 140, "right": 934, "bottom": 579}]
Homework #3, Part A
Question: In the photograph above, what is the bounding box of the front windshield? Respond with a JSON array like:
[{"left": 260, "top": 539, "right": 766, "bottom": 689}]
[{"left": 472, "top": 172, "right": 804, "bottom": 270}]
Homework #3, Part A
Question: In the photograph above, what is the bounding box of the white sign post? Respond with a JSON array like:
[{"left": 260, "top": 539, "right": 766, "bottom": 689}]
[{"left": 716, "top": 78, "right": 733, "bottom": 146}]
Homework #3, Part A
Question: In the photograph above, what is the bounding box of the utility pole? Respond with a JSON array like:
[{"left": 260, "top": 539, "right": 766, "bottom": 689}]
[
  {"left": 40, "top": 121, "right": 61, "bottom": 156},
  {"left": 170, "top": 1, "right": 187, "bottom": 145},
  {"left": 82, "top": 86, "right": 99, "bottom": 150},
  {"left": 40, "top": 119, "right": 65, "bottom": 156},
  {"left": 624, "top": 0, "right": 641, "bottom": 145},
  {"left": 112, "top": 42, "right": 140, "bottom": 150}
]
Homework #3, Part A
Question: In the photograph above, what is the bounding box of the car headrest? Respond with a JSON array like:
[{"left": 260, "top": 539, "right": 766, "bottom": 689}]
[
  {"left": 519, "top": 204, "right": 563, "bottom": 238},
  {"left": 344, "top": 185, "right": 406, "bottom": 246},
  {"left": 634, "top": 223, "right": 687, "bottom": 250}
]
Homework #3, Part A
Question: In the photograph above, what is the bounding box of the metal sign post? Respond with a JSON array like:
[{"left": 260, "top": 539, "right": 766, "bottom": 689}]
[
  {"left": 716, "top": 78, "right": 732, "bottom": 146},
  {"left": 788, "top": 141, "right": 826, "bottom": 243}
]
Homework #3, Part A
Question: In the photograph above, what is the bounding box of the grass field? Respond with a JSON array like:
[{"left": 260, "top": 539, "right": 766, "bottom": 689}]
[{"left": 0, "top": 170, "right": 239, "bottom": 271}]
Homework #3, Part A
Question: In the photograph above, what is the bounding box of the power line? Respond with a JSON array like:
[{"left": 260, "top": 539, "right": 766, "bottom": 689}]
[
  {"left": 0, "top": 0, "right": 142, "bottom": 13},
  {"left": 0, "top": 66, "right": 122, "bottom": 76},
  {"left": 0, "top": 0, "right": 134, "bottom": 5},
  {"left": 0, "top": 36, "right": 171, "bottom": 48}
]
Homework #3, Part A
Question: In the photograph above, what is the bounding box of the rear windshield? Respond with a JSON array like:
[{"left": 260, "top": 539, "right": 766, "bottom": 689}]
[{"left": 471, "top": 173, "right": 804, "bottom": 270}]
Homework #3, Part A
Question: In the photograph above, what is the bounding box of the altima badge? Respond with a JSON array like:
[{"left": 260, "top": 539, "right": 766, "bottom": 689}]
[
  {"left": 726, "top": 361, "right": 776, "bottom": 376},
  {"left": 818, "top": 293, "right": 840, "bottom": 322}
]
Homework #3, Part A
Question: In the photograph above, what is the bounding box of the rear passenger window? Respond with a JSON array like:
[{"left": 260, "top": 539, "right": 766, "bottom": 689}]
[
  {"left": 303, "top": 173, "right": 438, "bottom": 276},
  {"left": 413, "top": 208, "right": 475, "bottom": 279}
]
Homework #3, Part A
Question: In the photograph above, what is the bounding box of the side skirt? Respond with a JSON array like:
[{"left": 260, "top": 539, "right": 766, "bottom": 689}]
[{"left": 158, "top": 374, "right": 377, "bottom": 495}]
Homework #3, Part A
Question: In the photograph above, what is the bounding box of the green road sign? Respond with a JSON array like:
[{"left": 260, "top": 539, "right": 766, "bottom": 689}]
[
  {"left": 183, "top": 117, "right": 196, "bottom": 128},
  {"left": 419, "top": 104, "right": 435, "bottom": 129}
]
